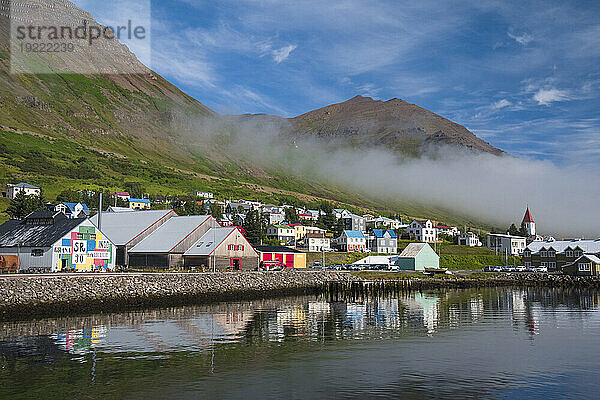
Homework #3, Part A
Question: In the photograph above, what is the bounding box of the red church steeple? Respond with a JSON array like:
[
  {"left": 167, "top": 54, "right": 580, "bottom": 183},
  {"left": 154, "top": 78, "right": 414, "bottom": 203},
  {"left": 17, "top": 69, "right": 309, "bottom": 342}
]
[{"left": 522, "top": 207, "right": 535, "bottom": 224}]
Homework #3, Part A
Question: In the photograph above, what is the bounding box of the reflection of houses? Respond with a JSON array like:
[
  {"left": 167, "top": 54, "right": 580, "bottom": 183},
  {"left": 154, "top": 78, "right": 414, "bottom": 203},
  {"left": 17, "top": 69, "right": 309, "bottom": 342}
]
[
  {"left": 0, "top": 211, "right": 116, "bottom": 272},
  {"left": 54, "top": 326, "right": 107, "bottom": 354},
  {"left": 401, "top": 292, "right": 440, "bottom": 333}
]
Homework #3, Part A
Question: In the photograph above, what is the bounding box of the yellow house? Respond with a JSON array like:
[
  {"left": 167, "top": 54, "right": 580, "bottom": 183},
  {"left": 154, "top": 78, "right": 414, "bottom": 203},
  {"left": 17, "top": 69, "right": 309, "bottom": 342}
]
[
  {"left": 255, "top": 246, "right": 307, "bottom": 269},
  {"left": 128, "top": 198, "right": 151, "bottom": 210},
  {"left": 290, "top": 224, "right": 307, "bottom": 241}
]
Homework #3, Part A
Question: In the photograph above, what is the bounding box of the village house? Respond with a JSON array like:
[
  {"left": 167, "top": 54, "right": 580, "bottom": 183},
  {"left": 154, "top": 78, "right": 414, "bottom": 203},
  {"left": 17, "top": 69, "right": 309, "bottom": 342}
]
[
  {"left": 367, "top": 229, "right": 398, "bottom": 254},
  {"left": 128, "top": 198, "right": 151, "bottom": 210},
  {"left": 342, "top": 213, "right": 366, "bottom": 233},
  {"left": 90, "top": 209, "right": 177, "bottom": 266},
  {"left": 288, "top": 224, "right": 307, "bottom": 241},
  {"left": 406, "top": 220, "right": 437, "bottom": 243},
  {"left": 562, "top": 254, "right": 600, "bottom": 276},
  {"left": 435, "top": 225, "right": 460, "bottom": 237},
  {"left": 127, "top": 215, "right": 221, "bottom": 269},
  {"left": 487, "top": 233, "right": 527, "bottom": 256},
  {"left": 183, "top": 227, "right": 258, "bottom": 270},
  {"left": 53, "top": 202, "right": 90, "bottom": 219},
  {"left": 114, "top": 191, "right": 131, "bottom": 201},
  {"left": 264, "top": 211, "right": 285, "bottom": 225},
  {"left": 266, "top": 225, "right": 296, "bottom": 245},
  {"left": 255, "top": 245, "right": 307, "bottom": 269},
  {"left": 523, "top": 239, "right": 600, "bottom": 271},
  {"left": 0, "top": 211, "right": 116, "bottom": 273},
  {"left": 367, "top": 216, "right": 405, "bottom": 230},
  {"left": 303, "top": 233, "right": 331, "bottom": 252},
  {"left": 458, "top": 232, "right": 482, "bottom": 247},
  {"left": 225, "top": 202, "right": 253, "bottom": 214},
  {"left": 394, "top": 243, "right": 440, "bottom": 271},
  {"left": 191, "top": 191, "right": 214, "bottom": 199},
  {"left": 298, "top": 212, "right": 316, "bottom": 221},
  {"left": 334, "top": 230, "right": 366, "bottom": 252},
  {"left": 5, "top": 183, "right": 41, "bottom": 199}
]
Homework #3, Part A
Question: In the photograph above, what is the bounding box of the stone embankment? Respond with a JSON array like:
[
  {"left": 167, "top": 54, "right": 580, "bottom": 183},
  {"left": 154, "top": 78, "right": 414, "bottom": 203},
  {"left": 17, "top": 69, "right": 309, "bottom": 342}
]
[
  {"left": 0, "top": 271, "right": 357, "bottom": 319},
  {"left": 1, "top": 272, "right": 599, "bottom": 320}
]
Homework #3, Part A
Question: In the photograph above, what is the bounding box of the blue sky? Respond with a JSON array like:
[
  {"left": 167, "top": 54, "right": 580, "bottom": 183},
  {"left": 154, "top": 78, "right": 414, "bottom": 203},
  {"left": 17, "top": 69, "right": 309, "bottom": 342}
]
[{"left": 75, "top": 0, "right": 600, "bottom": 166}]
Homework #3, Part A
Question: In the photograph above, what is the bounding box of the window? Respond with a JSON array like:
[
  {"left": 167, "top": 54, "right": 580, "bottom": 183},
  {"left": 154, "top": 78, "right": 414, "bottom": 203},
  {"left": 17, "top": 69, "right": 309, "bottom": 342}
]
[
  {"left": 575, "top": 250, "right": 583, "bottom": 257},
  {"left": 196, "top": 242, "right": 204, "bottom": 248},
  {"left": 541, "top": 262, "right": 547, "bottom": 267},
  {"left": 206, "top": 242, "right": 213, "bottom": 247},
  {"left": 525, "top": 262, "right": 531, "bottom": 267},
  {"left": 578, "top": 263, "right": 591, "bottom": 272},
  {"left": 566, "top": 250, "right": 574, "bottom": 257},
  {"left": 541, "top": 251, "right": 547, "bottom": 257},
  {"left": 76, "top": 233, "right": 84, "bottom": 240},
  {"left": 549, "top": 250, "right": 556, "bottom": 258},
  {"left": 31, "top": 249, "right": 44, "bottom": 257},
  {"left": 549, "top": 262, "right": 556, "bottom": 269},
  {"left": 523, "top": 250, "right": 531, "bottom": 258}
]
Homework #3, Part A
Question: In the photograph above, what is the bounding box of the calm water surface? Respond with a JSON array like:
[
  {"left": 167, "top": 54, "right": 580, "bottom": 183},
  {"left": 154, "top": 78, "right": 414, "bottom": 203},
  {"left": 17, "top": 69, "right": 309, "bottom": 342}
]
[{"left": 1, "top": 287, "right": 599, "bottom": 399}]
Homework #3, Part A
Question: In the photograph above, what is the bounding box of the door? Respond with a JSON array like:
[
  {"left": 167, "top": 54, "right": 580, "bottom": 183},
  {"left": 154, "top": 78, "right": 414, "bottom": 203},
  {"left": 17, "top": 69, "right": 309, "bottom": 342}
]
[
  {"left": 285, "top": 254, "right": 294, "bottom": 269},
  {"left": 230, "top": 258, "right": 241, "bottom": 270},
  {"left": 61, "top": 258, "right": 68, "bottom": 271}
]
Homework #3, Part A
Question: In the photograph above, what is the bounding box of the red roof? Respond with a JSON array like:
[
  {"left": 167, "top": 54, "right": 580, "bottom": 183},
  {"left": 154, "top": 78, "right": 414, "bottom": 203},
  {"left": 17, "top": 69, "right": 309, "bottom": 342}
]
[{"left": 522, "top": 207, "right": 535, "bottom": 223}]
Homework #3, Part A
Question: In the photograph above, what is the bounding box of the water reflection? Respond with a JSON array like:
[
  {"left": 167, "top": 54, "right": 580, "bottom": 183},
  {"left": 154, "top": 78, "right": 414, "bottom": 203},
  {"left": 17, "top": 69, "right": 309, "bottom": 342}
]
[{"left": 1, "top": 287, "right": 600, "bottom": 399}]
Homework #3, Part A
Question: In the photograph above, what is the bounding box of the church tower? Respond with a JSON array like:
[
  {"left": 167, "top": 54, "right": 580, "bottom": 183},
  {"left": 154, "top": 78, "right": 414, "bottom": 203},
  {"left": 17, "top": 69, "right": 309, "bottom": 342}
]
[{"left": 522, "top": 207, "right": 536, "bottom": 237}]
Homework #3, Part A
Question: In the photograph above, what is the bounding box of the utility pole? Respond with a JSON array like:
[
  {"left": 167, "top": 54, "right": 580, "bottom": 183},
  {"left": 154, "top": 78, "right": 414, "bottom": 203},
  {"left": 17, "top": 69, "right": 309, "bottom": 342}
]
[{"left": 98, "top": 192, "right": 103, "bottom": 231}]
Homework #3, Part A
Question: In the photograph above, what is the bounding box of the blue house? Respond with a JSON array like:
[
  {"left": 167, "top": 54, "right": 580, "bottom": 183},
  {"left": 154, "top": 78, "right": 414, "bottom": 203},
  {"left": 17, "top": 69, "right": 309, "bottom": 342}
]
[
  {"left": 335, "top": 230, "right": 366, "bottom": 252},
  {"left": 368, "top": 229, "right": 398, "bottom": 253}
]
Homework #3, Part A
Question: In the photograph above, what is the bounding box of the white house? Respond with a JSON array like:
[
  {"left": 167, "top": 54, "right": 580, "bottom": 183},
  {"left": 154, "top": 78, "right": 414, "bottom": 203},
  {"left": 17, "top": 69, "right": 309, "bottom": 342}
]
[
  {"left": 304, "top": 233, "right": 331, "bottom": 252},
  {"left": 55, "top": 202, "right": 90, "bottom": 219},
  {"left": 6, "top": 183, "right": 41, "bottom": 199},
  {"left": 367, "top": 229, "right": 398, "bottom": 254},
  {"left": 435, "top": 225, "right": 460, "bottom": 236},
  {"left": 458, "top": 232, "right": 482, "bottom": 247},
  {"left": 487, "top": 233, "right": 527, "bottom": 256},
  {"left": 406, "top": 220, "right": 437, "bottom": 243},
  {"left": 191, "top": 191, "right": 214, "bottom": 199},
  {"left": 266, "top": 225, "right": 295, "bottom": 245},
  {"left": 265, "top": 211, "right": 285, "bottom": 225},
  {"left": 334, "top": 230, "right": 366, "bottom": 252}
]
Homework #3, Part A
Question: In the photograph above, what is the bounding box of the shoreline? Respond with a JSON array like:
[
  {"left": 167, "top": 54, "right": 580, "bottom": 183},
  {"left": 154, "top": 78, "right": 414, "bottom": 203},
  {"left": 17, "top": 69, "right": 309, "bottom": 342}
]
[{"left": 1, "top": 271, "right": 599, "bottom": 321}]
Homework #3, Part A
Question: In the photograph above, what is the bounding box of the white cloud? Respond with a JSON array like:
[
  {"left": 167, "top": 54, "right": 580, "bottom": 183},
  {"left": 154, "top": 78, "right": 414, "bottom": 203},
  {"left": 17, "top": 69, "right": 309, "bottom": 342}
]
[
  {"left": 533, "top": 88, "right": 571, "bottom": 105},
  {"left": 272, "top": 45, "right": 297, "bottom": 63},
  {"left": 508, "top": 31, "right": 534, "bottom": 46},
  {"left": 492, "top": 99, "right": 512, "bottom": 109}
]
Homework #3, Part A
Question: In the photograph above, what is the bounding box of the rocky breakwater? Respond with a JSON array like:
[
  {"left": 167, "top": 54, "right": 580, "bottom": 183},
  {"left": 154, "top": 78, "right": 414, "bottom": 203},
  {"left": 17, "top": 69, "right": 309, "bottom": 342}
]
[{"left": 0, "top": 271, "right": 357, "bottom": 320}]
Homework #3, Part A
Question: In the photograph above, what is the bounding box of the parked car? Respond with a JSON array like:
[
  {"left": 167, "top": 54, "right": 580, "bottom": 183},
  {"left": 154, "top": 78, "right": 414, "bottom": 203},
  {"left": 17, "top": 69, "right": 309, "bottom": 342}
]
[
  {"left": 533, "top": 266, "right": 548, "bottom": 273},
  {"left": 516, "top": 266, "right": 527, "bottom": 272},
  {"left": 492, "top": 266, "right": 504, "bottom": 272}
]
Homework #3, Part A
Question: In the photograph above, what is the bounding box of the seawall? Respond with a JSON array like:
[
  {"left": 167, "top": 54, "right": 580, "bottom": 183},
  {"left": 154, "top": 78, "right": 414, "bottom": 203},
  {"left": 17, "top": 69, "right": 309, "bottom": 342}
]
[
  {"left": 0, "top": 271, "right": 357, "bottom": 320},
  {"left": 2, "top": 272, "right": 599, "bottom": 321}
]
